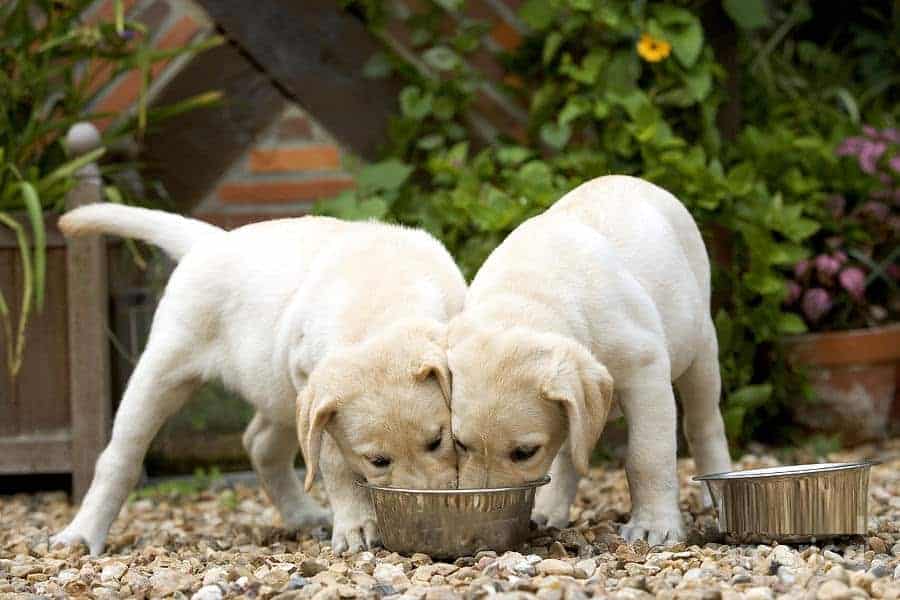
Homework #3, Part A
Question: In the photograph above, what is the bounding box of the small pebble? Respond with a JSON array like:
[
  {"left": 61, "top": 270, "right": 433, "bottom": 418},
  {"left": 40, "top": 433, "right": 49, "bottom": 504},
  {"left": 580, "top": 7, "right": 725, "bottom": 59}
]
[
  {"left": 816, "top": 579, "right": 851, "bottom": 600},
  {"left": 191, "top": 584, "right": 223, "bottom": 600}
]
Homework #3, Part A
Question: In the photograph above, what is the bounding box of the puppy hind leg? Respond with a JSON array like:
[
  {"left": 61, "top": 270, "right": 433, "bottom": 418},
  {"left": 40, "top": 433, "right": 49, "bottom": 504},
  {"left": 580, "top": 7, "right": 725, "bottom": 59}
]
[
  {"left": 532, "top": 445, "right": 579, "bottom": 529},
  {"left": 51, "top": 341, "right": 198, "bottom": 555},
  {"left": 618, "top": 375, "right": 685, "bottom": 546},
  {"left": 674, "top": 333, "right": 731, "bottom": 507},
  {"left": 243, "top": 413, "right": 331, "bottom": 530}
]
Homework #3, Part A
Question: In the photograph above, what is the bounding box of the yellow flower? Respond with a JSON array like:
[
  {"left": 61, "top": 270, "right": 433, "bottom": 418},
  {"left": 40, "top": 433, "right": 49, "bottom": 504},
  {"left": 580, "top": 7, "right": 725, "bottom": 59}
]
[{"left": 636, "top": 33, "right": 671, "bottom": 62}]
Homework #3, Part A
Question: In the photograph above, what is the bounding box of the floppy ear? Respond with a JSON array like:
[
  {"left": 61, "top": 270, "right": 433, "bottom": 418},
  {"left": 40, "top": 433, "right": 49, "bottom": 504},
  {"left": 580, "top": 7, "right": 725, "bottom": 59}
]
[
  {"left": 540, "top": 339, "right": 614, "bottom": 477},
  {"left": 296, "top": 382, "right": 338, "bottom": 492},
  {"left": 413, "top": 322, "right": 452, "bottom": 405}
]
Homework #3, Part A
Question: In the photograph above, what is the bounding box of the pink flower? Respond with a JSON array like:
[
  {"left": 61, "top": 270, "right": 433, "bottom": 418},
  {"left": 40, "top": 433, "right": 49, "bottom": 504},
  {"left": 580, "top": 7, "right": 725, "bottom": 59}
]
[
  {"left": 836, "top": 136, "right": 866, "bottom": 158},
  {"left": 784, "top": 280, "right": 802, "bottom": 305},
  {"left": 838, "top": 267, "right": 866, "bottom": 302},
  {"left": 832, "top": 250, "right": 847, "bottom": 265},
  {"left": 863, "top": 125, "right": 880, "bottom": 139},
  {"left": 858, "top": 201, "right": 890, "bottom": 221},
  {"left": 794, "top": 259, "right": 810, "bottom": 279},
  {"left": 881, "top": 128, "right": 900, "bottom": 143},
  {"left": 889, "top": 154, "right": 900, "bottom": 173},
  {"left": 815, "top": 254, "right": 841, "bottom": 280},
  {"left": 888, "top": 264, "right": 900, "bottom": 281},
  {"left": 802, "top": 288, "right": 833, "bottom": 323},
  {"left": 859, "top": 140, "right": 887, "bottom": 174},
  {"left": 826, "top": 195, "right": 846, "bottom": 218}
]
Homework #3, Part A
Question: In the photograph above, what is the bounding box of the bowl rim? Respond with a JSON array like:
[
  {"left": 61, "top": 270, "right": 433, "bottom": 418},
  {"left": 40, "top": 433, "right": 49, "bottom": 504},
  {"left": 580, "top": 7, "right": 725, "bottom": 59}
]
[
  {"left": 693, "top": 460, "right": 879, "bottom": 481},
  {"left": 355, "top": 476, "right": 551, "bottom": 495}
]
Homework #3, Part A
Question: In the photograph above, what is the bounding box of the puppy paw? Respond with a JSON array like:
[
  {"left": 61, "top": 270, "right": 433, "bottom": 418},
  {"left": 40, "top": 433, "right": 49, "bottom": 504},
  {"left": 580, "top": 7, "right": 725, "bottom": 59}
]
[
  {"left": 282, "top": 502, "right": 333, "bottom": 531},
  {"left": 331, "top": 514, "right": 381, "bottom": 555},
  {"left": 531, "top": 506, "right": 571, "bottom": 529},
  {"left": 51, "top": 524, "right": 105, "bottom": 556},
  {"left": 620, "top": 513, "right": 685, "bottom": 546}
]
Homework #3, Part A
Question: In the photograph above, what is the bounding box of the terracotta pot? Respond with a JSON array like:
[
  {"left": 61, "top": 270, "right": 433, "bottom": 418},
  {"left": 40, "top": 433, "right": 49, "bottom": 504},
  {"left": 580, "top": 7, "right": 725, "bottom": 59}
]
[{"left": 783, "top": 323, "right": 900, "bottom": 445}]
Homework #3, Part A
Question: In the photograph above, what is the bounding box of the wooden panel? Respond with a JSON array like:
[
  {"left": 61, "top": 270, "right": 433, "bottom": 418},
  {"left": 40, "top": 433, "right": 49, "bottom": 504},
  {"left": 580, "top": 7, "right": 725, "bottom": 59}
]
[
  {"left": 142, "top": 43, "right": 287, "bottom": 212},
  {"left": 194, "top": 0, "right": 402, "bottom": 159},
  {"left": 66, "top": 159, "right": 111, "bottom": 501},
  {"left": 0, "top": 431, "right": 72, "bottom": 474},
  {"left": 14, "top": 248, "right": 70, "bottom": 433},
  {"left": 0, "top": 215, "right": 65, "bottom": 248},
  {"left": 0, "top": 246, "right": 16, "bottom": 435}
]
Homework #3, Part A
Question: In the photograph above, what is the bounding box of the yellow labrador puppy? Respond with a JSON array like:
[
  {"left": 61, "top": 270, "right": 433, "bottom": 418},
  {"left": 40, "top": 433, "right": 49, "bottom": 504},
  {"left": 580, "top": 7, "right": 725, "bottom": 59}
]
[
  {"left": 448, "top": 175, "right": 731, "bottom": 545},
  {"left": 52, "top": 205, "right": 464, "bottom": 555}
]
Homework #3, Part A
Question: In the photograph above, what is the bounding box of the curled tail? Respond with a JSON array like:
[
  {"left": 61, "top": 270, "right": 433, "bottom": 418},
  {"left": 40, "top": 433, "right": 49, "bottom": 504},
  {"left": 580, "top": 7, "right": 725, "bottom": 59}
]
[{"left": 59, "top": 204, "right": 223, "bottom": 261}]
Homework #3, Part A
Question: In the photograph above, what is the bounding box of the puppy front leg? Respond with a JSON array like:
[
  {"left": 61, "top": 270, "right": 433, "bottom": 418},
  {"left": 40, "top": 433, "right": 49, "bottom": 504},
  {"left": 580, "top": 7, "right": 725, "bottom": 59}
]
[
  {"left": 618, "top": 373, "right": 685, "bottom": 545},
  {"left": 532, "top": 444, "right": 579, "bottom": 529},
  {"left": 318, "top": 436, "right": 381, "bottom": 554}
]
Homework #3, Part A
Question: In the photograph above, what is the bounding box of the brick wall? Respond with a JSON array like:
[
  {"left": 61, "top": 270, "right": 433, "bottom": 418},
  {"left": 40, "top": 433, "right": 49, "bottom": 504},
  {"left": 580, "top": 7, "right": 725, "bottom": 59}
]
[
  {"left": 192, "top": 105, "right": 355, "bottom": 229},
  {"left": 84, "top": 0, "right": 535, "bottom": 229}
]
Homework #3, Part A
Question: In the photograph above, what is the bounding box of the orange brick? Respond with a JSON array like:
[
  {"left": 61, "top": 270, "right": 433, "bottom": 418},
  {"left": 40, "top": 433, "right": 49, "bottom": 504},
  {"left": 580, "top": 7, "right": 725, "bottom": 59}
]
[
  {"left": 85, "top": 0, "right": 137, "bottom": 25},
  {"left": 151, "top": 15, "right": 202, "bottom": 78},
  {"left": 491, "top": 20, "right": 522, "bottom": 51},
  {"left": 249, "top": 146, "right": 341, "bottom": 173},
  {"left": 92, "top": 70, "right": 142, "bottom": 130},
  {"left": 218, "top": 179, "right": 355, "bottom": 204}
]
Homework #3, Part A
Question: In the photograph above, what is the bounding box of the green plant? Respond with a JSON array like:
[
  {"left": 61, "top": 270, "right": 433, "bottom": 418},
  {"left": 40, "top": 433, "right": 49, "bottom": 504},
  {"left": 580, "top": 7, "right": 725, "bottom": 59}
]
[
  {"left": 129, "top": 467, "right": 222, "bottom": 501},
  {"left": 322, "top": 0, "right": 897, "bottom": 448},
  {"left": 0, "top": 0, "right": 221, "bottom": 378}
]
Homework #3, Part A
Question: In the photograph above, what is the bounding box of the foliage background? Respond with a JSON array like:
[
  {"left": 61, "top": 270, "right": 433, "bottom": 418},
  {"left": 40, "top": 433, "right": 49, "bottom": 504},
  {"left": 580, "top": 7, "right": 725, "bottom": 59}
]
[{"left": 319, "top": 0, "right": 899, "bottom": 449}]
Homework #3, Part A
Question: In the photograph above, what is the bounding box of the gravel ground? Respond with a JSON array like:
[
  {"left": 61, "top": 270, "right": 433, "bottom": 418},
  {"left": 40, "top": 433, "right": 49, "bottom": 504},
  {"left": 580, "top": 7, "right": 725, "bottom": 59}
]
[{"left": 2, "top": 439, "right": 899, "bottom": 599}]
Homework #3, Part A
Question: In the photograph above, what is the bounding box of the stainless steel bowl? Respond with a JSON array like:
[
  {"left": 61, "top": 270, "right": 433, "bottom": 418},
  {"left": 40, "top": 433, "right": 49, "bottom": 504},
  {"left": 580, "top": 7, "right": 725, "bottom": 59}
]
[
  {"left": 694, "top": 462, "right": 876, "bottom": 543},
  {"left": 357, "top": 477, "right": 550, "bottom": 558}
]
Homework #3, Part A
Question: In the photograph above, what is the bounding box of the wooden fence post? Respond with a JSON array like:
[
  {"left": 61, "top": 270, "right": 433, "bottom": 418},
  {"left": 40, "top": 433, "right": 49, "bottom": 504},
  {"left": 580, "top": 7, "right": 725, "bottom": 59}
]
[{"left": 64, "top": 123, "right": 111, "bottom": 502}]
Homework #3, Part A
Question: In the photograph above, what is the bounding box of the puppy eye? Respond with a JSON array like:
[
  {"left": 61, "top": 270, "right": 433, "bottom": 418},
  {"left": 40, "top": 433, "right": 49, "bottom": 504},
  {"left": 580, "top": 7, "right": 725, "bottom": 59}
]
[
  {"left": 510, "top": 445, "right": 540, "bottom": 462},
  {"left": 368, "top": 456, "right": 392, "bottom": 468},
  {"left": 426, "top": 436, "right": 442, "bottom": 452},
  {"left": 454, "top": 440, "right": 468, "bottom": 453}
]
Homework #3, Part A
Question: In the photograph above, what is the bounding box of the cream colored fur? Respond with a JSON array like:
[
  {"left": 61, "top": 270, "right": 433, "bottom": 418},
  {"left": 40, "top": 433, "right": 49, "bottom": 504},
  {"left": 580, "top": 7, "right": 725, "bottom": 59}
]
[
  {"left": 51, "top": 206, "right": 465, "bottom": 555},
  {"left": 448, "top": 175, "right": 732, "bottom": 545}
]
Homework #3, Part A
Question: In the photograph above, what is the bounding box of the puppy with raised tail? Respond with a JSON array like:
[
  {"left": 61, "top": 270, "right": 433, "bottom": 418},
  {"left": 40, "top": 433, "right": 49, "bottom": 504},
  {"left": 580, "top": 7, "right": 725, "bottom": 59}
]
[
  {"left": 52, "top": 205, "right": 465, "bottom": 555},
  {"left": 447, "top": 175, "right": 731, "bottom": 545}
]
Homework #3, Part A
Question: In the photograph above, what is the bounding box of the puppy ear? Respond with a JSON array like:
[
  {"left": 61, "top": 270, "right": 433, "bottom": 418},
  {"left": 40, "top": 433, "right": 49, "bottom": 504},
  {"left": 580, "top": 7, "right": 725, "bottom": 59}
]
[
  {"left": 413, "top": 321, "right": 452, "bottom": 405},
  {"left": 296, "top": 382, "right": 338, "bottom": 492},
  {"left": 540, "top": 339, "right": 614, "bottom": 477}
]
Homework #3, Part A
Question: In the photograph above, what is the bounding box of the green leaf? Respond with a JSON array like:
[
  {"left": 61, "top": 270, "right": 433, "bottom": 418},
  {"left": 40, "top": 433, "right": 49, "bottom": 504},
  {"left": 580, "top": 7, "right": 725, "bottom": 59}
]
[
  {"left": 19, "top": 183, "right": 45, "bottom": 311},
  {"left": 362, "top": 52, "right": 392, "bottom": 79},
  {"left": 423, "top": 46, "right": 460, "bottom": 71},
  {"left": 496, "top": 146, "right": 532, "bottom": 166},
  {"left": 722, "top": 0, "right": 770, "bottom": 29},
  {"left": 542, "top": 31, "right": 564, "bottom": 65},
  {"left": 606, "top": 50, "right": 639, "bottom": 93},
  {"left": 519, "top": 0, "right": 558, "bottom": 30},
  {"left": 417, "top": 134, "right": 445, "bottom": 150},
  {"left": 434, "top": 0, "right": 463, "bottom": 10},
  {"left": 399, "top": 86, "right": 433, "bottom": 120},
  {"left": 558, "top": 96, "right": 590, "bottom": 126},
  {"left": 777, "top": 312, "right": 807, "bottom": 335},
  {"left": 540, "top": 122, "right": 571, "bottom": 150},
  {"left": 727, "top": 384, "right": 773, "bottom": 410},
  {"left": 357, "top": 160, "right": 414, "bottom": 194},
  {"left": 650, "top": 10, "right": 704, "bottom": 67},
  {"left": 567, "top": 0, "right": 594, "bottom": 11},
  {"left": 683, "top": 66, "right": 712, "bottom": 101}
]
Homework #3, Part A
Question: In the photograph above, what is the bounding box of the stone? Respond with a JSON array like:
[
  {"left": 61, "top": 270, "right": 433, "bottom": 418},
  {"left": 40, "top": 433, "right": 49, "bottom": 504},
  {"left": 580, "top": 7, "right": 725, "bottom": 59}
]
[
  {"left": 149, "top": 569, "right": 194, "bottom": 596},
  {"left": 742, "top": 588, "right": 774, "bottom": 600},
  {"left": 100, "top": 561, "right": 127, "bottom": 582},
  {"left": 301, "top": 560, "right": 328, "bottom": 577},
  {"left": 192, "top": 584, "right": 224, "bottom": 600},
  {"left": 536, "top": 559, "right": 574, "bottom": 577},
  {"left": 816, "top": 579, "right": 851, "bottom": 600},
  {"left": 202, "top": 567, "right": 229, "bottom": 586}
]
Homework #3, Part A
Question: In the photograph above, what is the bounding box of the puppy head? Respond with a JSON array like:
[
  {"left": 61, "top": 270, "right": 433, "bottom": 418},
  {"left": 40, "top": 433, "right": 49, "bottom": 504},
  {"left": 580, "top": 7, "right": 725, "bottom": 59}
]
[
  {"left": 447, "top": 327, "right": 613, "bottom": 488},
  {"left": 297, "top": 320, "right": 457, "bottom": 490}
]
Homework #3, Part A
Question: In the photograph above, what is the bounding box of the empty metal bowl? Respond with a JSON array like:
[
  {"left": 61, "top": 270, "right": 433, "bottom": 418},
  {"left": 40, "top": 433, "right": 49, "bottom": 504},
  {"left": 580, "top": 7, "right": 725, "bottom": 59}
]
[
  {"left": 357, "top": 477, "right": 550, "bottom": 558},
  {"left": 695, "top": 462, "right": 876, "bottom": 543}
]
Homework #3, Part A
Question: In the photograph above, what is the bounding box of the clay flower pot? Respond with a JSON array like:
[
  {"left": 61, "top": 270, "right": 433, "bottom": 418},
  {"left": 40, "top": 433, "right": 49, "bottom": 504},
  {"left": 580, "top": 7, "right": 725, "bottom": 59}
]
[{"left": 783, "top": 323, "right": 900, "bottom": 445}]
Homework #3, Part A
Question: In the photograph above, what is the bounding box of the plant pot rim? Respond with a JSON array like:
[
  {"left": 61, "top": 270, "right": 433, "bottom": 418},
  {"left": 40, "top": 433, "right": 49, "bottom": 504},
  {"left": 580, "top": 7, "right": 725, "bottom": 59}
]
[{"left": 782, "top": 322, "right": 900, "bottom": 367}]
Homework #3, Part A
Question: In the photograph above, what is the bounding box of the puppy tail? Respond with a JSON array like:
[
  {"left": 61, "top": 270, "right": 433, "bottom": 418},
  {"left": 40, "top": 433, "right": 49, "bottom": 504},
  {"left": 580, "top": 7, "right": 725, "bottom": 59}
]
[{"left": 59, "top": 204, "right": 223, "bottom": 261}]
